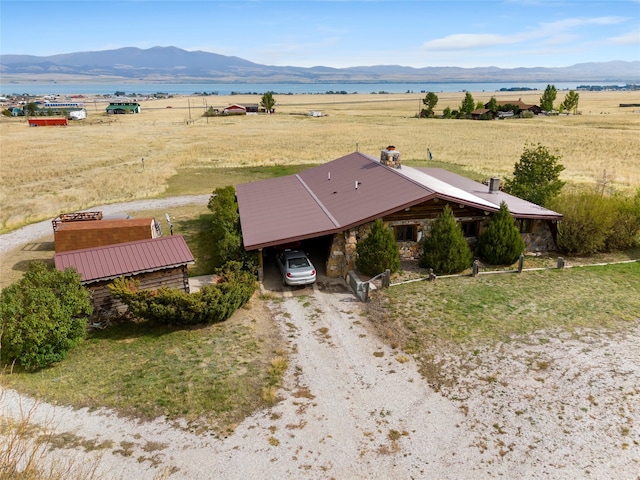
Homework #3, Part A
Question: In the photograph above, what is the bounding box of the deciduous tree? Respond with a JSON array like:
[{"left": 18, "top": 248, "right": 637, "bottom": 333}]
[
  {"left": 503, "top": 143, "right": 565, "bottom": 207},
  {"left": 421, "top": 92, "right": 438, "bottom": 117},
  {"left": 260, "top": 91, "right": 276, "bottom": 112},
  {"left": 0, "top": 261, "right": 91, "bottom": 369},
  {"left": 560, "top": 90, "right": 580, "bottom": 114},
  {"left": 459, "top": 92, "right": 475, "bottom": 117},
  {"left": 540, "top": 84, "right": 558, "bottom": 112}
]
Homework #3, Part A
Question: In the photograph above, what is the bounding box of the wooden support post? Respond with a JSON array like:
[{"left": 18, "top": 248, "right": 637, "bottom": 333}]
[
  {"left": 557, "top": 257, "right": 565, "bottom": 269},
  {"left": 517, "top": 254, "right": 524, "bottom": 273},
  {"left": 472, "top": 260, "right": 479, "bottom": 277}
]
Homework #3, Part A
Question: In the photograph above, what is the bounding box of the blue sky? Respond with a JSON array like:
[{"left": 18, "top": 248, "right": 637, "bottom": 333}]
[{"left": 1, "top": 1, "right": 638, "bottom": 68}]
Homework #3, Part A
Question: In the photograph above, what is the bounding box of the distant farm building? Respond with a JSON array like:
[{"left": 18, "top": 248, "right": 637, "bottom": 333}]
[
  {"left": 223, "top": 104, "right": 247, "bottom": 115},
  {"left": 485, "top": 99, "right": 542, "bottom": 115},
  {"left": 52, "top": 211, "right": 161, "bottom": 252},
  {"left": 28, "top": 117, "right": 68, "bottom": 126},
  {"left": 106, "top": 102, "right": 141, "bottom": 114},
  {"left": 54, "top": 236, "right": 195, "bottom": 317}
]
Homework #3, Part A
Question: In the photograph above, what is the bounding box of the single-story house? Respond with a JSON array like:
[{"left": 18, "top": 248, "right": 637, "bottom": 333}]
[
  {"left": 236, "top": 150, "right": 562, "bottom": 279},
  {"left": 485, "top": 100, "right": 542, "bottom": 115},
  {"left": 106, "top": 102, "right": 141, "bottom": 114},
  {"left": 54, "top": 235, "right": 195, "bottom": 317},
  {"left": 471, "top": 108, "right": 497, "bottom": 120},
  {"left": 52, "top": 212, "right": 161, "bottom": 252}
]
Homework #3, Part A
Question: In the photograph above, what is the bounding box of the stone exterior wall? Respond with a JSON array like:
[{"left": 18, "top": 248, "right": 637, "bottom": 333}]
[
  {"left": 521, "top": 219, "right": 557, "bottom": 252},
  {"left": 324, "top": 217, "right": 558, "bottom": 278}
]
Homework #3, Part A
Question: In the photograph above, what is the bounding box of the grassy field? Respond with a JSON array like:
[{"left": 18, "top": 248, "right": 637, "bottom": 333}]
[
  {"left": 1, "top": 89, "right": 639, "bottom": 232},
  {"left": 1, "top": 294, "right": 287, "bottom": 438}
]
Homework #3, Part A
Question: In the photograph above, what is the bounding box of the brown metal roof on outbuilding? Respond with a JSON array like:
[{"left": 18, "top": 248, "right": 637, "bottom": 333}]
[{"left": 54, "top": 235, "right": 194, "bottom": 284}]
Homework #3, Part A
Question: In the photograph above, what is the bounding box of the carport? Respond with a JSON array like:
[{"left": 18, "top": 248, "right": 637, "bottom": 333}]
[{"left": 261, "top": 235, "right": 332, "bottom": 292}]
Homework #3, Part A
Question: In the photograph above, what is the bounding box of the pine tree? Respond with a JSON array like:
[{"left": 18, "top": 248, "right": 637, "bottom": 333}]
[
  {"left": 356, "top": 219, "right": 400, "bottom": 276},
  {"left": 419, "top": 205, "right": 472, "bottom": 274},
  {"left": 476, "top": 202, "right": 525, "bottom": 265}
]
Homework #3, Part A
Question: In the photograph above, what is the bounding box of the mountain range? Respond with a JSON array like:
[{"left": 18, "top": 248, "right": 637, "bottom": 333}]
[{"left": 1, "top": 46, "right": 638, "bottom": 83}]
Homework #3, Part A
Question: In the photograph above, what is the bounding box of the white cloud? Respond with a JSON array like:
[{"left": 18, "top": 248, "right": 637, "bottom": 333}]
[
  {"left": 607, "top": 30, "right": 640, "bottom": 46},
  {"left": 422, "top": 33, "right": 513, "bottom": 51}
]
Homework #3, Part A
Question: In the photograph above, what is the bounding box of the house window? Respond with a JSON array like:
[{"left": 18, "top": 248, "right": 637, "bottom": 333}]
[
  {"left": 517, "top": 218, "right": 532, "bottom": 234},
  {"left": 460, "top": 221, "right": 478, "bottom": 238},
  {"left": 394, "top": 224, "right": 418, "bottom": 242}
]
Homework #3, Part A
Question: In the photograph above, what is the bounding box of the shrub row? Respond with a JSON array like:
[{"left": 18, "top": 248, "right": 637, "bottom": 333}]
[
  {"left": 550, "top": 190, "right": 640, "bottom": 255},
  {"left": 109, "top": 262, "right": 257, "bottom": 326}
]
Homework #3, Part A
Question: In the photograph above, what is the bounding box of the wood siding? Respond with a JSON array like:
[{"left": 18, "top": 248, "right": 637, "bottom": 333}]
[
  {"left": 87, "top": 266, "right": 190, "bottom": 317},
  {"left": 383, "top": 198, "right": 487, "bottom": 222}
]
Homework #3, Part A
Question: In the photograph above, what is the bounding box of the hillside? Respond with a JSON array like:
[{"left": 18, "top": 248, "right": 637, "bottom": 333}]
[{"left": 1, "top": 46, "right": 639, "bottom": 83}]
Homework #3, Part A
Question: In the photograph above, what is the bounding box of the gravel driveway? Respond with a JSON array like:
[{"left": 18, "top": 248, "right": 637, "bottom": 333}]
[{"left": 2, "top": 196, "right": 639, "bottom": 479}]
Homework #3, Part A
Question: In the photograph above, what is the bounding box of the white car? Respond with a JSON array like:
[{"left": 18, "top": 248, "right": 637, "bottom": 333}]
[{"left": 275, "top": 250, "right": 316, "bottom": 286}]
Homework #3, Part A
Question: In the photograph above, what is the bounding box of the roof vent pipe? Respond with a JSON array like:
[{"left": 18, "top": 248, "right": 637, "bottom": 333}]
[
  {"left": 489, "top": 177, "right": 501, "bottom": 193},
  {"left": 328, "top": 172, "right": 331, "bottom": 180},
  {"left": 355, "top": 180, "right": 359, "bottom": 190}
]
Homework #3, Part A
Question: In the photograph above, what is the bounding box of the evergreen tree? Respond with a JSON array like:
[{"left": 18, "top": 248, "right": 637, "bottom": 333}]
[
  {"left": 476, "top": 202, "right": 525, "bottom": 265},
  {"left": 356, "top": 219, "right": 400, "bottom": 276},
  {"left": 419, "top": 205, "right": 472, "bottom": 274}
]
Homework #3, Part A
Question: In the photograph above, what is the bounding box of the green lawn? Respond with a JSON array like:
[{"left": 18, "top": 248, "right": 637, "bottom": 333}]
[{"left": 378, "top": 262, "right": 640, "bottom": 347}]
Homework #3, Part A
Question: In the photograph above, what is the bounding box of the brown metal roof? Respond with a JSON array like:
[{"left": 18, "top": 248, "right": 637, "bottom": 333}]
[
  {"left": 236, "top": 152, "right": 434, "bottom": 250},
  {"left": 54, "top": 235, "right": 194, "bottom": 284},
  {"left": 236, "top": 151, "right": 562, "bottom": 251}
]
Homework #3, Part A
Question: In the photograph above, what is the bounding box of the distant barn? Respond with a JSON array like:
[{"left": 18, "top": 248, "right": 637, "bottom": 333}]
[
  {"left": 28, "top": 118, "right": 68, "bottom": 126},
  {"left": 106, "top": 102, "right": 141, "bottom": 114}
]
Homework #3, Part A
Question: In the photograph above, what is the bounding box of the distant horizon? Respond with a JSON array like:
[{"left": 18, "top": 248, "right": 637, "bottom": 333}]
[
  {"left": 1, "top": 1, "right": 638, "bottom": 69},
  {"left": 2, "top": 45, "right": 638, "bottom": 72}
]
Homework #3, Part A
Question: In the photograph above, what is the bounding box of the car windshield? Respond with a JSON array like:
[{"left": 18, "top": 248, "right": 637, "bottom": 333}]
[{"left": 288, "top": 257, "right": 310, "bottom": 268}]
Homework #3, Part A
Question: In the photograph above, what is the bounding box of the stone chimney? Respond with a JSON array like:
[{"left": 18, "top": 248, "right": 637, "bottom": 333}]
[{"left": 380, "top": 146, "right": 401, "bottom": 169}]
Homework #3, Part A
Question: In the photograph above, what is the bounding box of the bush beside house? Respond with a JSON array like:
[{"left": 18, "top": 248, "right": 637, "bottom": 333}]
[{"left": 419, "top": 205, "right": 473, "bottom": 274}]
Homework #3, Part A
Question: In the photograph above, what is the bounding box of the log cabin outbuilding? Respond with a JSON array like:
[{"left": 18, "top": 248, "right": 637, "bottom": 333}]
[
  {"left": 236, "top": 150, "right": 562, "bottom": 279},
  {"left": 54, "top": 235, "right": 195, "bottom": 317}
]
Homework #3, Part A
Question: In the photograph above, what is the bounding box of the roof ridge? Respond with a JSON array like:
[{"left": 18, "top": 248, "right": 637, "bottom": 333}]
[{"left": 294, "top": 174, "right": 341, "bottom": 228}]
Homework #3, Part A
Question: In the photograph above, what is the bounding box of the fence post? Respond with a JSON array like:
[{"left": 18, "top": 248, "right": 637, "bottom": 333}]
[
  {"left": 557, "top": 257, "right": 565, "bottom": 269},
  {"left": 472, "top": 259, "right": 479, "bottom": 277},
  {"left": 517, "top": 254, "right": 524, "bottom": 273},
  {"left": 428, "top": 268, "right": 436, "bottom": 281},
  {"left": 382, "top": 269, "right": 391, "bottom": 288}
]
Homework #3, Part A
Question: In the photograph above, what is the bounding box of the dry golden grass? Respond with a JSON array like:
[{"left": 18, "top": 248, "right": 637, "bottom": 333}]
[{"left": 1, "top": 90, "right": 638, "bottom": 231}]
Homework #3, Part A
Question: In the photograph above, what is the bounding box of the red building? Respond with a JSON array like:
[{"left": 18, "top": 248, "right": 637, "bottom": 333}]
[{"left": 28, "top": 117, "right": 68, "bottom": 126}]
